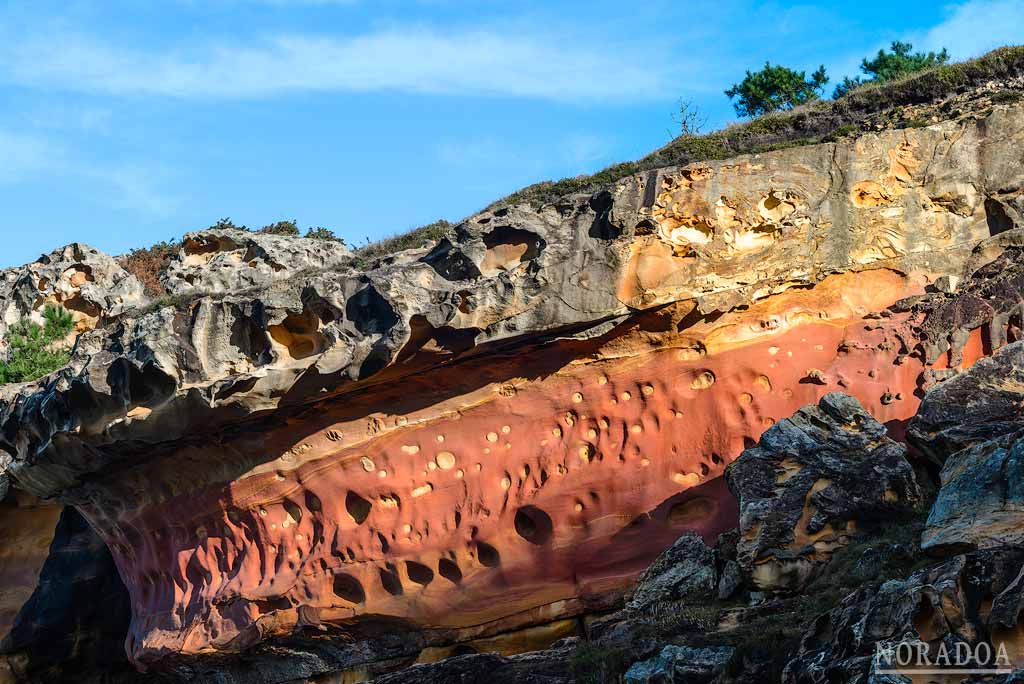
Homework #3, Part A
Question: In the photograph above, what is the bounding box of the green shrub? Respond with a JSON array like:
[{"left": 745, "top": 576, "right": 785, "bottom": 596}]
[
  {"left": 209, "top": 217, "right": 247, "bottom": 231},
  {"left": 824, "top": 123, "right": 860, "bottom": 141},
  {"left": 0, "top": 305, "right": 75, "bottom": 384},
  {"left": 725, "top": 62, "right": 829, "bottom": 117},
  {"left": 258, "top": 220, "right": 300, "bottom": 236},
  {"left": 834, "top": 42, "right": 950, "bottom": 98},
  {"left": 305, "top": 226, "right": 344, "bottom": 243}
]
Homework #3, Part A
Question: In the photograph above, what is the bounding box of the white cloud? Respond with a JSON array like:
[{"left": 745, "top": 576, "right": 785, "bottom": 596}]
[
  {"left": 0, "top": 27, "right": 666, "bottom": 101},
  {"left": 917, "top": 0, "right": 1024, "bottom": 58}
]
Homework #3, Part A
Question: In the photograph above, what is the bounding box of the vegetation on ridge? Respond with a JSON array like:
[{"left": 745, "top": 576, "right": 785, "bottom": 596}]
[
  {"left": 0, "top": 305, "right": 75, "bottom": 384},
  {"left": 833, "top": 41, "right": 950, "bottom": 98},
  {"left": 725, "top": 62, "right": 830, "bottom": 117},
  {"left": 495, "top": 44, "right": 1024, "bottom": 209}
]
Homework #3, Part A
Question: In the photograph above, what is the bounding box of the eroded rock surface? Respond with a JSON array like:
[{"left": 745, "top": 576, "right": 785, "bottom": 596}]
[
  {"left": 0, "top": 95, "right": 1022, "bottom": 681},
  {"left": 0, "top": 243, "right": 144, "bottom": 354},
  {"left": 785, "top": 549, "right": 1024, "bottom": 682},
  {"left": 162, "top": 228, "right": 352, "bottom": 295},
  {"left": 725, "top": 393, "right": 922, "bottom": 591}
]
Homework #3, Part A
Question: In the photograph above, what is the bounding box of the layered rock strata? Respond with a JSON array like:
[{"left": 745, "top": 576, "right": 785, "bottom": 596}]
[{"left": 0, "top": 99, "right": 1022, "bottom": 679}]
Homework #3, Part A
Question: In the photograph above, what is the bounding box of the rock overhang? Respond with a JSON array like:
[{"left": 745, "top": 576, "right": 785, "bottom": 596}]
[{"left": 0, "top": 99, "right": 1023, "bottom": 673}]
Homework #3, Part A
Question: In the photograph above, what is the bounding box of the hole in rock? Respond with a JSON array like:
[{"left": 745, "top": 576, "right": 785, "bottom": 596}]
[
  {"left": 332, "top": 573, "right": 366, "bottom": 604},
  {"left": 346, "top": 283, "right": 400, "bottom": 335},
  {"left": 380, "top": 566, "right": 404, "bottom": 596},
  {"left": 346, "top": 492, "right": 372, "bottom": 525},
  {"left": 395, "top": 314, "right": 481, "bottom": 363},
  {"left": 480, "top": 226, "right": 545, "bottom": 276},
  {"left": 514, "top": 506, "right": 554, "bottom": 545},
  {"left": 283, "top": 499, "right": 303, "bottom": 524},
  {"left": 406, "top": 561, "right": 435, "bottom": 586},
  {"left": 268, "top": 310, "right": 325, "bottom": 360},
  {"left": 985, "top": 198, "right": 1014, "bottom": 236},
  {"left": 476, "top": 541, "right": 501, "bottom": 568},
  {"left": 438, "top": 558, "right": 463, "bottom": 583}
]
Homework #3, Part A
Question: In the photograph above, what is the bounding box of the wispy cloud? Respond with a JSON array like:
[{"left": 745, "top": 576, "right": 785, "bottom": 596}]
[
  {"left": 917, "top": 0, "right": 1024, "bottom": 58},
  {"left": 0, "top": 27, "right": 667, "bottom": 101},
  {"left": 0, "top": 128, "right": 178, "bottom": 215}
]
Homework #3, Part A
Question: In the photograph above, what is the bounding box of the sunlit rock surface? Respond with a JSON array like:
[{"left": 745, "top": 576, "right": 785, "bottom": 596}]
[
  {"left": 0, "top": 99, "right": 1023, "bottom": 679},
  {"left": 0, "top": 243, "right": 144, "bottom": 353}
]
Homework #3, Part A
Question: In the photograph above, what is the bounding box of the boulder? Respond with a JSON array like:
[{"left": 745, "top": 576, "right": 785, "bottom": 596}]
[
  {"left": 628, "top": 532, "right": 718, "bottom": 613},
  {"left": 909, "top": 343, "right": 1024, "bottom": 552},
  {"left": 908, "top": 342, "right": 1024, "bottom": 465},
  {"left": 625, "top": 645, "right": 733, "bottom": 684},
  {"left": 161, "top": 228, "right": 352, "bottom": 295},
  {"left": 725, "top": 393, "right": 922, "bottom": 591}
]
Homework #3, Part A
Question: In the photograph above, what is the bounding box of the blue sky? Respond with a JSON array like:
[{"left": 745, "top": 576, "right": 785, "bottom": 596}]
[{"left": 1, "top": 0, "right": 1022, "bottom": 268}]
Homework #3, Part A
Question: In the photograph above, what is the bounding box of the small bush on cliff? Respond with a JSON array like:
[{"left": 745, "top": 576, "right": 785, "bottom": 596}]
[
  {"left": 725, "top": 62, "right": 829, "bottom": 117},
  {"left": 258, "top": 219, "right": 300, "bottom": 236},
  {"left": 0, "top": 305, "right": 75, "bottom": 384},
  {"left": 121, "top": 240, "right": 178, "bottom": 297},
  {"left": 208, "top": 217, "right": 247, "bottom": 231}
]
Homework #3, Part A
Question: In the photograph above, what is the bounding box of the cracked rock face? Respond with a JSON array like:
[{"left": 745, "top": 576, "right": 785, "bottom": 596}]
[
  {"left": 785, "top": 549, "right": 1024, "bottom": 682},
  {"left": 0, "top": 100, "right": 1022, "bottom": 678},
  {"left": 909, "top": 342, "right": 1024, "bottom": 553},
  {"left": 725, "top": 393, "right": 922, "bottom": 592}
]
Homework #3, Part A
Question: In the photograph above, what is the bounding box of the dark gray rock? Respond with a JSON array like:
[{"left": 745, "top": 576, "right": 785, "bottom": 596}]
[
  {"left": 908, "top": 342, "right": 1024, "bottom": 465},
  {"left": 725, "top": 393, "right": 922, "bottom": 591},
  {"left": 717, "top": 561, "right": 742, "bottom": 601},
  {"left": 785, "top": 549, "right": 1024, "bottom": 684},
  {"left": 628, "top": 532, "right": 718, "bottom": 613},
  {"left": 908, "top": 342, "right": 1024, "bottom": 552},
  {"left": 0, "top": 507, "right": 135, "bottom": 684},
  {"left": 624, "top": 645, "right": 733, "bottom": 684}
]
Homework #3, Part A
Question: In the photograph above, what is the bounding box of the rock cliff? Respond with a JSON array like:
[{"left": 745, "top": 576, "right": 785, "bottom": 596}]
[{"left": 1, "top": 76, "right": 1024, "bottom": 683}]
